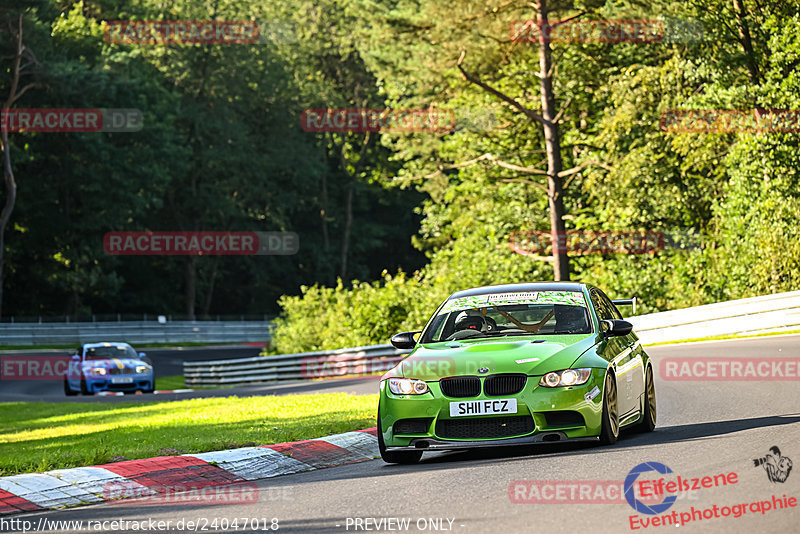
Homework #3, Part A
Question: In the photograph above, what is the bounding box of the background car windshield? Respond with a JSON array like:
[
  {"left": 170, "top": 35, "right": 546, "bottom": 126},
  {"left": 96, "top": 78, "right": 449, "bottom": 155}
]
[
  {"left": 84, "top": 346, "right": 138, "bottom": 360},
  {"left": 422, "top": 291, "right": 591, "bottom": 342}
]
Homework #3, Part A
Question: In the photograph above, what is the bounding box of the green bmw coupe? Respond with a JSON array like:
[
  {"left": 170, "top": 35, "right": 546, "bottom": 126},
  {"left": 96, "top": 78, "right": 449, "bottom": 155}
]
[{"left": 377, "top": 282, "right": 656, "bottom": 464}]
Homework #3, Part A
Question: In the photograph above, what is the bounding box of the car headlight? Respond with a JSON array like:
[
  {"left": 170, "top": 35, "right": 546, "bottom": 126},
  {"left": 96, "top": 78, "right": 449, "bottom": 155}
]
[
  {"left": 388, "top": 378, "right": 430, "bottom": 395},
  {"left": 135, "top": 365, "right": 148, "bottom": 374},
  {"left": 539, "top": 368, "right": 592, "bottom": 387},
  {"left": 90, "top": 367, "right": 107, "bottom": 376}
]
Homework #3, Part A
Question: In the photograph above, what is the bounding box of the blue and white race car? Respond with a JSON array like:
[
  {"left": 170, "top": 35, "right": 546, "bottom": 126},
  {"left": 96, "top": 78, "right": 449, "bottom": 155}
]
[{"left": 64, "top": 342, "right": 154, "bottom": 395}]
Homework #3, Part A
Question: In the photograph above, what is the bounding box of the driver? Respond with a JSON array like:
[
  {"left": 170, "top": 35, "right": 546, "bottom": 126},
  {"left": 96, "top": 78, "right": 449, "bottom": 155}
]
[{"left": 454, "top": 310, "right": 487, "bottom": 333}]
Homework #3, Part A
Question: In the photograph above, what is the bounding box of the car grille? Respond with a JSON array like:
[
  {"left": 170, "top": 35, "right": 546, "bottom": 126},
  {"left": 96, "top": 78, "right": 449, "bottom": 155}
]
[
  {"left": 440, "top": 376, "right": 480, "bottom": 398},
  {"left": 108, "top": 383, "right": 138, "bottom": 390},
  {"left": 108, "top": 367, "right": 135, "bottom": 375},
  {"left": 484, "top": 374, "right": 527, "bottom": 396},
  {"left": 435, "top": 416, "right": 534, "bottom": 440}
]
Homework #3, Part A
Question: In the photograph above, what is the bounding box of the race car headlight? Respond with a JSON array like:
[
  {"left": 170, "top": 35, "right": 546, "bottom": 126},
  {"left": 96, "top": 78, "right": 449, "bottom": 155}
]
[
  {"left": 388, "top": 378, "right": 429, "bottom": 395},
  {"left": 539, "top": 368, "right": 592, "bottom": 387},
  {"left": 90, "top": 367, "right": 107, "bottom": 376},
  {"left": 135, "top": 365, "right": 148, "bottom": 374}
]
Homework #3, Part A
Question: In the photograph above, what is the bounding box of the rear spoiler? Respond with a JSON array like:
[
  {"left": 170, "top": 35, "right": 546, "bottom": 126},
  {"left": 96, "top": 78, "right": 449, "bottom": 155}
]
[{"left": 611, "top": 297, "right": 637, "bottom": 316}]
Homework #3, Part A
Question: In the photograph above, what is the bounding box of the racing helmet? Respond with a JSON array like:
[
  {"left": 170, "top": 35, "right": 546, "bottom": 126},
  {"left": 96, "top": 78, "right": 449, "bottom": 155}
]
[{"left": 454, "top": 310, "right": 487, "bottom": 332}]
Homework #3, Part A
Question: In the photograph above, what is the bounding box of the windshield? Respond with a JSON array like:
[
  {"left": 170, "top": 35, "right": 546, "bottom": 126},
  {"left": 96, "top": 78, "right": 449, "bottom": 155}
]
[
  {"left": 421, "top": 290, "right": 592, "bottom": 342},
  {"left": 83, "top": 345, "right": 138, "bottom": 361}
]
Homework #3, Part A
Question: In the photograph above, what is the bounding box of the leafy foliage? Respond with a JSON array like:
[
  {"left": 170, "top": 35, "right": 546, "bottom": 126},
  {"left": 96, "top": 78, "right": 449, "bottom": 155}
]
[
  {"left": 1, "top": 0, "right": 798, "bottom": 350},
  {"left": 270, "top": 0, "right": 800, "bottom": 352}
]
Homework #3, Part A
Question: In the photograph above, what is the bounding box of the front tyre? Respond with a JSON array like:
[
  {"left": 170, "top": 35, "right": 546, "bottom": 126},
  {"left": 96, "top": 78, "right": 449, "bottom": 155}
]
[
  {"left": 599, "top": 371, "right": 619, "bottom": 445},
  {"left": 80, "top": 375, "right": 89, "bottom": 395},
  {"left": 634, "top": 365, "right": 656, "bottom": 433},
  {"left": 64, "top": 377, "right": 77, "bottom": 396},
  {"left": 377, "top": 403, "right": 423, "bottom": 464}
]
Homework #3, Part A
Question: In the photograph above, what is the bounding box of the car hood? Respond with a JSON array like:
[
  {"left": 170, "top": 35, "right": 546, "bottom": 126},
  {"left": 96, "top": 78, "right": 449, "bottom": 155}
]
[
  {"left": 387, "top": 334, "right": 599, "bottom": 381},
  {"left": 83, "top": 358, "right": 149, "bottom": 370}
]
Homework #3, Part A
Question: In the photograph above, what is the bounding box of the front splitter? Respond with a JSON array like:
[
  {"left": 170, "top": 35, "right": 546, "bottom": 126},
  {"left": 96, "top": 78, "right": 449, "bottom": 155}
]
[{"left": 386, "top": 432, "right": 599, "bottom": 451}]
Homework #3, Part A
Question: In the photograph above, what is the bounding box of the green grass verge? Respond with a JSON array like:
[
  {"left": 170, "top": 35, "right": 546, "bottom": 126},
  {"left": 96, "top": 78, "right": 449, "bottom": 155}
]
[
  {"left": 0, "top": 393, "right": 378, "bottom": 476},
  {"left": 154, "top": 375, "right": 234, "bottom": 390},
  {"left": 154, "top": 375, "right": 186, "bottom": 390},
  {"left": 643, "top": 328, "right": 800, "bottom": 347}
]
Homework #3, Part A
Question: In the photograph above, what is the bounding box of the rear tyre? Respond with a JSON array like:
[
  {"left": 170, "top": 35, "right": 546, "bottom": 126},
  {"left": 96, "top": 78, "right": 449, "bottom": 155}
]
[
  {"left": 599, "top": 371, "right": 619, "bottom": 445},
  {"left": 377, "top": 403, "right": 423, "bottom": 464},
  {"left": 634, "top": 365, "right": 656, "bottom": 433},
  {"left": 64, "top": 377, "right": 77, "bottom": 396}
]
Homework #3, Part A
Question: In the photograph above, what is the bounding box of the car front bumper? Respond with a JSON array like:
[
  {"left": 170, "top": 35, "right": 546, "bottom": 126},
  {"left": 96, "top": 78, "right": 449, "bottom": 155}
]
[
  {"left": 85, "top": 375, "right": 153, "bottom": 392},
  {"left": 384, "top": 433, "right": 600, "bottom": 452},
  {"left": 379, "top": 368, "right": 607, "bottom": 448}
]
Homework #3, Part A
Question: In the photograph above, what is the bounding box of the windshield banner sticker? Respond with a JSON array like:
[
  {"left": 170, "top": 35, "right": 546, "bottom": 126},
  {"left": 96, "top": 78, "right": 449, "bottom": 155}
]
[{"left": 441, "top": 291, "right": 586, "bottom": 313}]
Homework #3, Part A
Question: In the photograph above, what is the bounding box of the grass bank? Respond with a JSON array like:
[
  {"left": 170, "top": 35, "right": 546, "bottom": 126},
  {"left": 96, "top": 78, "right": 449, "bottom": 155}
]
[{"left": 0, "top": 393, "right": 378, "bottom": 476}]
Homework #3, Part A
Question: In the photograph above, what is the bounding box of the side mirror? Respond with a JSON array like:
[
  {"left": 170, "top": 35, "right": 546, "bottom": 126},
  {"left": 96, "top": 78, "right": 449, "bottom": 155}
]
[
  {"left": 71, "top": 354, "right": 80, "bottom": 361},
  {"left": 602, "top": 319, "right": 633, "bottom": 338},
  {"left": 138, "top": 352, "right": 147, "bottom": 359},
  {"left": 390, "top": 331, "right": 421, "bottom": 350}
]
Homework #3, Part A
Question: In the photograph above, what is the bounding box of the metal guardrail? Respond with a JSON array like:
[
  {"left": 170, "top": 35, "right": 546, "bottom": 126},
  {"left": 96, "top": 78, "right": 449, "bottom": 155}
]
[
  {"left": 184, "top": 290, "right": 800, "bottom": 386},
  {"left": 629, "top": 290, "right": 800, "bottom": 344},
  {"left": 184, "top": 344, "right": 408, "bottom": 386},
  {"left": 0, "top": 321, "right": 270, "bottom": 346}
]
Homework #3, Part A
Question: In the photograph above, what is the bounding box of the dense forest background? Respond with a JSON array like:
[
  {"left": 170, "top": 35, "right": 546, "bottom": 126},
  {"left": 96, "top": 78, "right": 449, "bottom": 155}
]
[{"left": 1, "top": 1, "right": 798, "bottom": 351}]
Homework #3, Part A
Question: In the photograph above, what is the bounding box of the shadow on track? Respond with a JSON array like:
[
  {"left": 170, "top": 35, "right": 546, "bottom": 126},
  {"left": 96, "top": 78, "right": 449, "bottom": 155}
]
[{"left": 282, "top": 413, "right": 800, "bottom": 484}]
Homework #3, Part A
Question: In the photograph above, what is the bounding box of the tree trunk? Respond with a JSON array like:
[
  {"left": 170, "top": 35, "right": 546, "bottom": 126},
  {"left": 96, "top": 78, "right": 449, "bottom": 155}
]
[
  {"left": 340, "top": 179, "right": 354, "bottom": 280},
  {"left": 732, "top": 0, "right": 759, "bottom": 84},
  {"left": 0, "top": 127, "right": 17, "bottom": 319},
  {"left": 184, "top": 256, "right": 196, "bottom": 319},
  {"left": 321, "top": 173, "right": 330, "bottom": 252},
  {"left": 320, "top": 169, "right": 334, "bottom": 284},
  {"left": 536, "top": 0, "right": 570, "bottom": 281},
  {"left": 200, "top": 254, "right": 220, "bottom": 318},
  {"left": 0, "top": 15, "right": 36, "bottom": 318}
]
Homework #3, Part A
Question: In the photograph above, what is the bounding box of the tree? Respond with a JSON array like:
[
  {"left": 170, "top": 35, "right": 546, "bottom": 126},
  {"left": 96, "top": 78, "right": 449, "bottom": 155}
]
[
  {"left": 0, "top": 12, "right": 40, "bottom": 318},
  {"left": 352, "top": 0, "right": 626, "bottom": 281}
]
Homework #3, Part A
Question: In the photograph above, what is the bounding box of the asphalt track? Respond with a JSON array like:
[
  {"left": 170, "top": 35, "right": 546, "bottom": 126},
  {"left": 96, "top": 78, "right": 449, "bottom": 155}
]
[{"left": 5, "top": 334, "right": 800, "bottom": 533}]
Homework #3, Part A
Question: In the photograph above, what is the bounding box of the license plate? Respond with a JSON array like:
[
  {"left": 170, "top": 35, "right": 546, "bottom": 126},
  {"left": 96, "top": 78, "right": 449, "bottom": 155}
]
[
  {"left": 449, "top": 398, "right": 517, "bottom": 417},
  {"left": 112, "top": 377, "right": 133, "bottom": 384}
]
